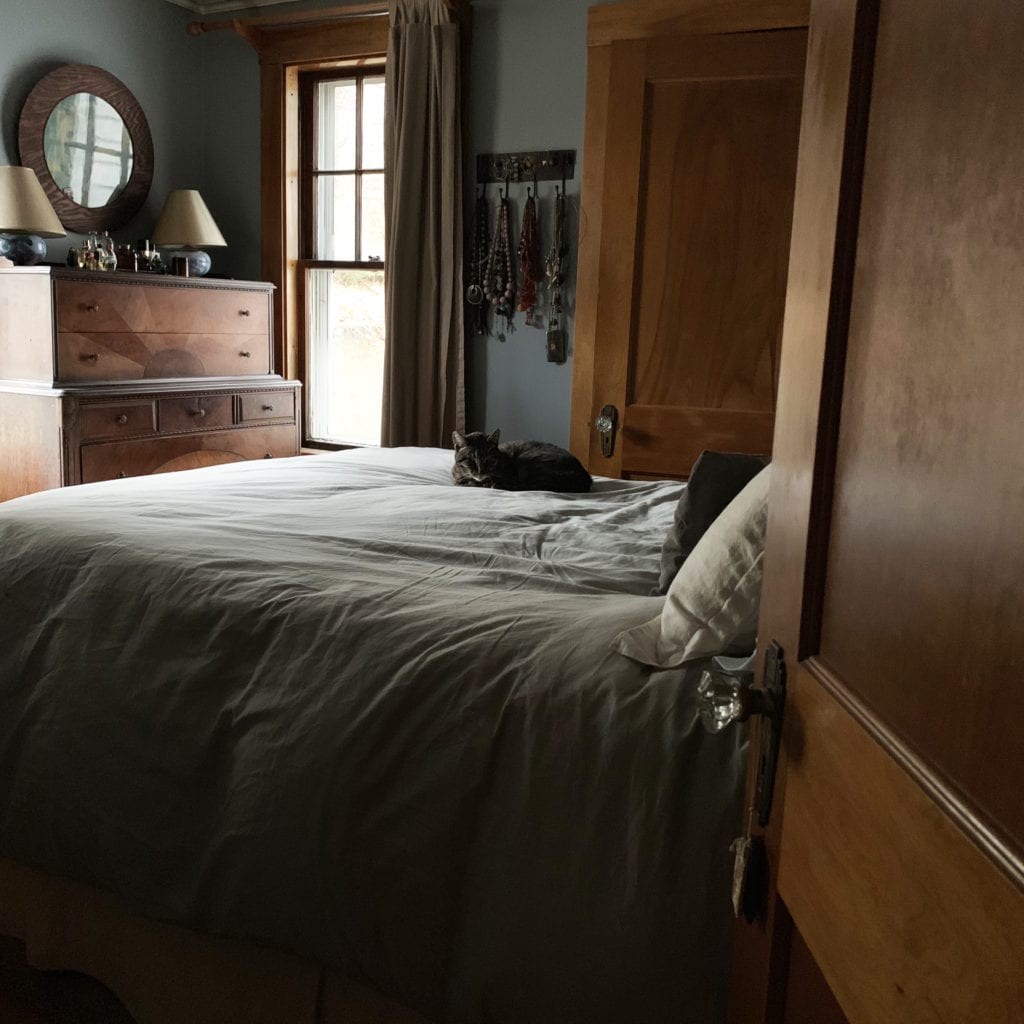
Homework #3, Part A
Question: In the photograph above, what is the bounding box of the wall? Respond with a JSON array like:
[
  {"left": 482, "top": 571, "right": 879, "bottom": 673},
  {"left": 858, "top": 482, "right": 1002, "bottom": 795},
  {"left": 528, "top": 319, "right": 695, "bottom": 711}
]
[
  {"left": 0, "top": 0, "right": 204, "bottom": 263},
  {"left": 463, "top": 0, "right": 593, "bottom": 445},
  {"left": 202, "top": 0, "right": 595, "bottom": 447},
  {"left": 0, "top": 0, "right": 595, "bottom": 447}
]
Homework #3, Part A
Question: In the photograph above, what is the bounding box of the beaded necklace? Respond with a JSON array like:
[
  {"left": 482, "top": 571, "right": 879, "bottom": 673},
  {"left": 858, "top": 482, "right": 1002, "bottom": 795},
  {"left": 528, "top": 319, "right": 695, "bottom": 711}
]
[
  {"left": 517, "top": 189, "right": 541, "bottom": 327},
  {"left": 466, "top": 189, "right": 490, "bottom": 336},
  {"left": 483, "top": 189, "right": 516, "bottom": 334},
  {"left": 545, "top": 187, "right": 568, "bottom": 362}
]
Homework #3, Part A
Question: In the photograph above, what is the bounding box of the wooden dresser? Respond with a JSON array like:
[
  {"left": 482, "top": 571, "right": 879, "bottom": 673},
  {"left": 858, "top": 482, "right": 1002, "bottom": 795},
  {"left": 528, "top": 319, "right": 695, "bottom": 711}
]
[{"left": 0, "top": 267, "right": 301, "bottom": 500}]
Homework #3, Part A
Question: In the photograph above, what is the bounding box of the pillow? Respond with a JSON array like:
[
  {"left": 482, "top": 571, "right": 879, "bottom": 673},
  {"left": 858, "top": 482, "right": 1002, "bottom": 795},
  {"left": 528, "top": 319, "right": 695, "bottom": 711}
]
[
  {"left": 616, "top": 465, "right": 770, "bottom": 668},
  {"left": 655, "top": 450, "right": 769, "bottom": 595}
]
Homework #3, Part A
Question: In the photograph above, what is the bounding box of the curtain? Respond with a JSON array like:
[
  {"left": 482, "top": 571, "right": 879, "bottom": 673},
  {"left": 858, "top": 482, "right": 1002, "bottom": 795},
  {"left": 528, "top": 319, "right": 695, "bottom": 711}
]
[{"left": 382, "top": 0, "right": 465, "bottom": 447}]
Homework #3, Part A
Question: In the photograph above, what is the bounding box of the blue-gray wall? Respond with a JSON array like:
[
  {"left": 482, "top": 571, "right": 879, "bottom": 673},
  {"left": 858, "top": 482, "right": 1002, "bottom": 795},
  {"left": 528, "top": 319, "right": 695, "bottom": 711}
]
[
  {"left": 0, "top": 0, "right": 594, "bottom": 446},
  {"left": 463, "top": 0, "right": 592, "bottom": 446},
  {"left": 0, "top": 0, "right": 203, "bottom": 262}
]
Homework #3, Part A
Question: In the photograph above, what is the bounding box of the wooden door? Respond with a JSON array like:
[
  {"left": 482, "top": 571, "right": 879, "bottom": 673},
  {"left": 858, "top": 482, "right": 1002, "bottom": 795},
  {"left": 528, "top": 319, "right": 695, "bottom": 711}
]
[
  {"left": 571, "top": 3, "right": 809, "bottom": 480},
  {"left": 731, "top": 1, "right": 1024, "bottom": 1021}
]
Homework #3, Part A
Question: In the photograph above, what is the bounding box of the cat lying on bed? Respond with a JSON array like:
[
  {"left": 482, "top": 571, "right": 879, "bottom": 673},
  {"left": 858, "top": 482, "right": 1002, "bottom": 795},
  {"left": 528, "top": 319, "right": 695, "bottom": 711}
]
[{"left": 452, "top": 430, "right": 593, "bottom": 492}]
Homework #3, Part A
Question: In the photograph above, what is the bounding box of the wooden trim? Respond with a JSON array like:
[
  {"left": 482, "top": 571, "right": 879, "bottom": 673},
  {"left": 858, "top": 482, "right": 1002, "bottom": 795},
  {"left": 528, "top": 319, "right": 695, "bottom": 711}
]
[
  {"left": 778, "top": 671, "right": 1024, "bottom": 1024},
  {"left": 568, "top": 43, "right": 610, "bottom": 463},
  {"left": 187, "top": 0, "right": 470, "bottom": 39},
  {"left": 584, "top": 37, "right": 649, "bottom": 477},
  {"left": 187, "top": 2, "right": 387, "bottom": 36},
  {"left": 258, "top": 18, "right": 388, "bottom": 382},
  {"left": 727, "top": 1, "right": 869, "bottom": 1020},
  {"left": 251, "top": 18, "right": 389, "bottom": 66},
  {"left": 588, "top": 0, "right": 810, "bottom": 46},
  {"left": 17, "top": 64, "right": 154, "bottom": 233},
  {"left": 260, "top": 61, "right": 287, "bottom": 377},
  {"left": 805, "top": 656, "right": 1024, "bottom": 892}
]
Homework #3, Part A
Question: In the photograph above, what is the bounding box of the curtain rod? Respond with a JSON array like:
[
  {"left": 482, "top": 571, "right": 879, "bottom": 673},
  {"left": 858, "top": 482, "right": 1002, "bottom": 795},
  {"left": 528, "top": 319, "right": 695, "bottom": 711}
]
[{"left": 186, "top": 0, "right": 467, "bottom": 36}]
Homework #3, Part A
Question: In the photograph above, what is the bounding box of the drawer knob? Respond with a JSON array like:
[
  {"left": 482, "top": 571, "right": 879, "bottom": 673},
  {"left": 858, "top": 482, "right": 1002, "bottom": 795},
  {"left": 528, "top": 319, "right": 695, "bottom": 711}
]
[
  {"left": 239, "top": 350, "right": 251, "bottom": 358},
  {"left": 115, "top": 414, "right": 128, "bottom": 425},
  {"left": 82, "top": 353, "right": 99, "bottom": 363},
  {"left": 116, "top": 471, "right": 127, "bottom": 479},
  {"left": 263, "top": 452, "right": 273, "bottom": 459},
  {"left": 262, "top": 404, "right": 274, "bottom": 412},
  {"left": 85, "top": 303, "right": 100, "bottom": 312},
  {"left": 190, "top": 406, "right": 206, "bottom": 418},
  {"left": 239, "top": 309, "right": 251, "bottom": 317}
]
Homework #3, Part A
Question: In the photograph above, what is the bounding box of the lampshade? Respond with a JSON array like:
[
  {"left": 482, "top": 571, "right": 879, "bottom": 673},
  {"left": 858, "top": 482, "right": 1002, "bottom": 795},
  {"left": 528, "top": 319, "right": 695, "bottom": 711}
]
[
  {"left": 0, "top": 166, "right": 65, "bottom": 237},
  {"left": 152, "top": 190, "right": 226, "bottom": 247}
]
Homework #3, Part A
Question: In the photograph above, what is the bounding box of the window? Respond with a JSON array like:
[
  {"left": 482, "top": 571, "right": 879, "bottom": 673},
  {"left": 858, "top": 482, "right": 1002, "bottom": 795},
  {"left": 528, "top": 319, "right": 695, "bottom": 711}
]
[{"left": 300, "top": 69, "right": 387, "bottom": 447}]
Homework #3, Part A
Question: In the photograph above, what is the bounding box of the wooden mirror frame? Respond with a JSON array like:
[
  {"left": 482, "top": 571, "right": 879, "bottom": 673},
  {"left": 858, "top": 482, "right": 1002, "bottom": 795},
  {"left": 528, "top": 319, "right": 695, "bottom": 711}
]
[{"left": 18, "top": 64, "right": 154, "bottom": 232}]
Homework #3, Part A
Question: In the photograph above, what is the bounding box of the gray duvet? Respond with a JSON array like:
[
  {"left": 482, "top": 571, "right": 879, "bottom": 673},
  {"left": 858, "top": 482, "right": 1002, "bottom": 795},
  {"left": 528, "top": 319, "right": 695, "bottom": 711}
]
[{"left": 0, "top": 446, "right": 745, "bottom": 1024}]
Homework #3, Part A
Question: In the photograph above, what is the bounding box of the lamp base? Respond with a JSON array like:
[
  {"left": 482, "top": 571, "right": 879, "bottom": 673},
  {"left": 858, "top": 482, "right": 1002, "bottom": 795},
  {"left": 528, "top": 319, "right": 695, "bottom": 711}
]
[
  {"left": 0, "top": 234, "right": 47, "bottom": 266},
  {"left": 172, "top": 248, "right": 212, "bottom": 277}
]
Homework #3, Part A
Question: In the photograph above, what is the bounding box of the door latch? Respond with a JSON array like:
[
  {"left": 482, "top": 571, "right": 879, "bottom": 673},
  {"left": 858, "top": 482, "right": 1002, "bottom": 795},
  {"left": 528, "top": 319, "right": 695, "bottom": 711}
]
[
  {"left": 698, "top": 643, "right": 787, "bottom": 921},
  {"left": 594, "top": 405, "right": 618, "bottom": 458},
  {"left": 755, "top": 641, "right": 787, "bottom": 828}
]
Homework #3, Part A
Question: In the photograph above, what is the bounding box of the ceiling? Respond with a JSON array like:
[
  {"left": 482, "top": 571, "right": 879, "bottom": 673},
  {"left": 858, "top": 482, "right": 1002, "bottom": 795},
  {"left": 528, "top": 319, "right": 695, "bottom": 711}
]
[{"left": 161, "top": 0, "right": 304, "bottom": 14}]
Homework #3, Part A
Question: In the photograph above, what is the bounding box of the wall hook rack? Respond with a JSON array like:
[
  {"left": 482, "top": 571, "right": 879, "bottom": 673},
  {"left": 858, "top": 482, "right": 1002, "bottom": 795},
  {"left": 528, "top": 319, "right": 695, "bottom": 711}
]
[{"left": 476, "top": 150, "right": 576, "bottom": 186}]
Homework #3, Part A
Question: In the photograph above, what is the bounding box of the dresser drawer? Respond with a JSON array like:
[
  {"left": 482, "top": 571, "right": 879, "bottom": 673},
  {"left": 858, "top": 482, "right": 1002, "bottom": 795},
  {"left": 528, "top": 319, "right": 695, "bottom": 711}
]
[
  {"left": 80, "top": 424, "right": 298, "bottom": 483},
  {"left": 238, "top": 389, "right": 296, "bottom": 423},
  {"left": 158, "top": 394, "right": 234, "bottom": 434},
  {"left": 79, "top": 400, "right": 156, "bottom": 441},
  {"left": 55, "top": 279, "right": 270, "bottom": 337},
  {"left": 56, "top": 331, "right": 272, "bottom": 382}
]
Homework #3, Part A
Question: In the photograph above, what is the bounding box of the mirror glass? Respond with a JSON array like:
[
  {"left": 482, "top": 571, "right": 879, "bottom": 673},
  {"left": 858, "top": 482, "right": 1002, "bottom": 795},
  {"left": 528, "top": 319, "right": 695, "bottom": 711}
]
[{"left": 44, "top": 93, "right": 133, "bottom": 209}]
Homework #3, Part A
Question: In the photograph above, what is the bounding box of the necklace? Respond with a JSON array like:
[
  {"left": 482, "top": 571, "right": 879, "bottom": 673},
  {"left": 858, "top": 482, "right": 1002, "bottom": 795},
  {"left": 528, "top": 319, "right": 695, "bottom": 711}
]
[
  {"left": 483, "top": 189, "right": 516, "bottom": 334},
  {"left": 466, "top": 189, "right": 490, "bottom": 336},
  {"left": 517, "top": 189, "right": 541, "bottom": 327},
  {"left": 545, "top": 187, "right": 568, "bottom": 362}
]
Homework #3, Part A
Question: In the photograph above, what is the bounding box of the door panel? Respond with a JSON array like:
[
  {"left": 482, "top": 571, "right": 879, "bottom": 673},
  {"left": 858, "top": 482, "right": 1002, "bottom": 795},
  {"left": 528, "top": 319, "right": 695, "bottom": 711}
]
[
  {"left": 815, "top": 0, "right": 1024, "bottom": 860},
  {"left": 779, "top": 668, "right": 1024, "bottom": 1023},
  {"left": 581, "top": 29, "right": 806, "bottom": 479},
  {"left": 732, "top": 0, "right": 1024, "bottom": 1020}
]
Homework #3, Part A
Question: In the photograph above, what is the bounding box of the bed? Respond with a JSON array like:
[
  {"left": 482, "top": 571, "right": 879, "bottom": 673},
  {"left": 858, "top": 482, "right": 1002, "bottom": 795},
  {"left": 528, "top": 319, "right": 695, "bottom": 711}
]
[{"left": 0, "top": 445, "right": 752, "bottom": 1024}]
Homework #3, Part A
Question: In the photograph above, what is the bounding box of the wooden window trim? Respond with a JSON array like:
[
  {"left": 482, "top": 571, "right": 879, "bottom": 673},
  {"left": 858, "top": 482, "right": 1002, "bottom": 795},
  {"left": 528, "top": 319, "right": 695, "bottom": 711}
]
[{"left": 254, "top": 16, "right": 389, "bottom": 389}]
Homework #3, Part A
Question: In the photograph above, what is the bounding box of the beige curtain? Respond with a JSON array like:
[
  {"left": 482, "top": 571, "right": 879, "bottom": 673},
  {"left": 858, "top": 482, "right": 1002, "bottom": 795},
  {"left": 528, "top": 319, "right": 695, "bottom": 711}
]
[{"left": 382, "top": 0, "right": 465, "bottom": 447}]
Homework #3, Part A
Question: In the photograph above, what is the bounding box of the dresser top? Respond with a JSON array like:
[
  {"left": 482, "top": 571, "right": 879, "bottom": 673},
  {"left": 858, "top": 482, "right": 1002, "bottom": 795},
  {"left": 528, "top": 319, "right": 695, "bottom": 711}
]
[{"left": 0, "top": 266, "right": 274, "bottom": 293}]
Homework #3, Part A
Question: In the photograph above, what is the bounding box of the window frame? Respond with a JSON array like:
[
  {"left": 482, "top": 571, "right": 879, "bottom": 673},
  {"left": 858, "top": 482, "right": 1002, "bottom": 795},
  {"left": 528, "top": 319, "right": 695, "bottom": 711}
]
[{"left": 297, "top": 63, "right": 387, "bottom": 450}]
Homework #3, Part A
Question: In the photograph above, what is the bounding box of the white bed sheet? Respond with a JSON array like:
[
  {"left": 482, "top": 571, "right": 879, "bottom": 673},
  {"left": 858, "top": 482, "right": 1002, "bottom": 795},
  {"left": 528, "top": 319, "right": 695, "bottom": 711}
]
[{"left": 0, "top": 447, "right": 745, "bottom": 1023}]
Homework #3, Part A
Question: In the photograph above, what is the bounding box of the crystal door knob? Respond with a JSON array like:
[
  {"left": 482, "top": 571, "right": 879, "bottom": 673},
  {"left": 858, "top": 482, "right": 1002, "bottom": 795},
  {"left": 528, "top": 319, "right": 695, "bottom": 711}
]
[
  {"left": 594, "top": 404, "right": 618, "bottom": 457},
  {"left": 697, "top": 658, "right": 772, "bottom": 733}
]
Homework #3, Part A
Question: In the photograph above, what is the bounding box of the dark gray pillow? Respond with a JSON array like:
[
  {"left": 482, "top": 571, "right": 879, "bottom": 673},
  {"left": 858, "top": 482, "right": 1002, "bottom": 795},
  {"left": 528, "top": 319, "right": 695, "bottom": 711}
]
[{"left": 655, "top": 450, "right": 770, "bottom": 595}]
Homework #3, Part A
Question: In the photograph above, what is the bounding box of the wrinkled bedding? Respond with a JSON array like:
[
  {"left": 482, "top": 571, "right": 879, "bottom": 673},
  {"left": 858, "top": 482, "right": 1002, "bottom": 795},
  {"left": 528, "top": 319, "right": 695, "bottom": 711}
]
[{"left": 0, "top": 446, "right": 745, "bottom": 1024}]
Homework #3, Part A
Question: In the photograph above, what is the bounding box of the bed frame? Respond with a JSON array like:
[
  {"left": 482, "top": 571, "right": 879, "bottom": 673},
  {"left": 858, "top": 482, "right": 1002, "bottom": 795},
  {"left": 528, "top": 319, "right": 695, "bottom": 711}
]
[{"left": 0, "top": 858, "right": 424, "bottom": 1023}]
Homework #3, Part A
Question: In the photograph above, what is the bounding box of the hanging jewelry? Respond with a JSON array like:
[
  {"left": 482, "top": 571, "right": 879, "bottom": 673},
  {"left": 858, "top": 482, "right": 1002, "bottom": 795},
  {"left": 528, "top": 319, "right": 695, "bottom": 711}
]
[
  {"left": 545, "top": 185, "right": 568, "bottom": 362},
  {"left": 466, "top": 187, "right": 490, "bottom": 336},
  {"left": 517, "top": 186, "right": 541, "bottom": 327},
  {"left": 483, "top": 185, "right": 516, "bottom": 335}
]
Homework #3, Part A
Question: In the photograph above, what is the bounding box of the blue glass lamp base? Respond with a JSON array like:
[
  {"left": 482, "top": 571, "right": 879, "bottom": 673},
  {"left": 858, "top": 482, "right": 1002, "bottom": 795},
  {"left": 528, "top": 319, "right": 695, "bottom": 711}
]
[
  {"left": 180, "top": 248, "right": 212, "bottom": 277},
  {"left": 0, "top": 234, "right": 47, "bottom": 266}
]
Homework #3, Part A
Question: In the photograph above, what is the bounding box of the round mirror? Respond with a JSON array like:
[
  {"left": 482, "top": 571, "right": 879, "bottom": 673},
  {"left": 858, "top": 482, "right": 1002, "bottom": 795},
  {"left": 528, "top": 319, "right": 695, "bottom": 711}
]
[
  {"left": 44, "top": 93, "right": 134, "bottom": 209},
  {"left": 19, "top": 64, "right": 153, "bottom": 232}
]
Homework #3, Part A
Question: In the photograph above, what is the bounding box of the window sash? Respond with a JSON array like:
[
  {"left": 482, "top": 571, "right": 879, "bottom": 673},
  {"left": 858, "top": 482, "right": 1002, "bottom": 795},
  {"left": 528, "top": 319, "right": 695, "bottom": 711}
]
[{"left": 299, "top": 65, "right": 387, "bottom": 449}]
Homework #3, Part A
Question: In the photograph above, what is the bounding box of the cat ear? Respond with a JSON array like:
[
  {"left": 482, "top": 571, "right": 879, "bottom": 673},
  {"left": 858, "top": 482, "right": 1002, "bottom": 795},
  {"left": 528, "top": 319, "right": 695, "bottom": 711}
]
[
  {"left": 487, "top": 429, "right": 501, "bottom": 445},
  {"left": 452, "top": 431, "right": 467, "bottom": 450}
]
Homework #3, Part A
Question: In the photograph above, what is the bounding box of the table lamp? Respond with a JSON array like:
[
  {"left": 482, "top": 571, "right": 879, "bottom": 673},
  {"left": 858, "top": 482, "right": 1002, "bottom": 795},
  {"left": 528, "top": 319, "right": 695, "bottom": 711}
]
[
  {"left": 0, "top": 166, "right": 66, "bottom": 266},
  {"left": 152, "top": 189, "right": 226, "bottom": 277}
]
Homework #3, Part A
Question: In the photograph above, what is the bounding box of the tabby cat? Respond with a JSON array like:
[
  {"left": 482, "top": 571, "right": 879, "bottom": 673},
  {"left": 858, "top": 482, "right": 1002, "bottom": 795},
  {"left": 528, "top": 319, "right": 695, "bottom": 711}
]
[{"left": 452, "top": 430, "right": 593, "bottom": 493}]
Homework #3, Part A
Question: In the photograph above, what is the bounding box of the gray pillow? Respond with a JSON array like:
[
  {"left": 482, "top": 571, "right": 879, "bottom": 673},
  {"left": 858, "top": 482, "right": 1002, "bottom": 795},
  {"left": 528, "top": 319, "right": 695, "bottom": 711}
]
[{"left": 655, "top": 450, "right": 769, "bottom": 595}]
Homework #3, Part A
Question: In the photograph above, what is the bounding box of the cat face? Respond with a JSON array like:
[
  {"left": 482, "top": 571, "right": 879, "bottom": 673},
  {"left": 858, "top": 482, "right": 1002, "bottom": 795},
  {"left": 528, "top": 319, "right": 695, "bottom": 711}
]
[{"left": 452, "top": 430, "right": 508, "bottom": 488}]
